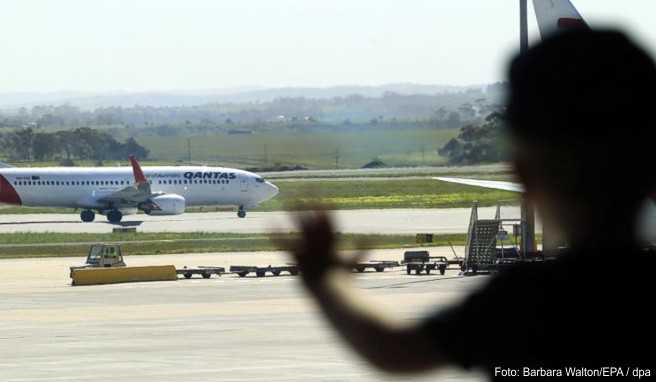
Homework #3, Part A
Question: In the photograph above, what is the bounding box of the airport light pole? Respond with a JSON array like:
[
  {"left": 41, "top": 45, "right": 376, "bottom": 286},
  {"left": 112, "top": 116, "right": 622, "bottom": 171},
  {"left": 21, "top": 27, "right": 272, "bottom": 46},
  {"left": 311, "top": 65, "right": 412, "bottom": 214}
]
[
  {"left": 519, "top": 0, "right": 537, "bottom": 256},
  {"left": 520, "top": 0, "right": 529, "bottom": 53}
]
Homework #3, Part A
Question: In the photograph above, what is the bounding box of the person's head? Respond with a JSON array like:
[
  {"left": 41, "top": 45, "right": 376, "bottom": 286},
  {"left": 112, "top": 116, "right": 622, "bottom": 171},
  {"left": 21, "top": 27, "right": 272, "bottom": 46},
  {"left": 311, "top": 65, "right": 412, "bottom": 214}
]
[{"left": 506, "top": 29, "right": 656, "bottom": 244}]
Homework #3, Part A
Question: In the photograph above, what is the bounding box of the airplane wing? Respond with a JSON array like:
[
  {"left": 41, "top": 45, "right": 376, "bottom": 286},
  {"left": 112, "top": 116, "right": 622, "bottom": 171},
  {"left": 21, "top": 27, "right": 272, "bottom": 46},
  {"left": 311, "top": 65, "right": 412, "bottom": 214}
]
[
  {"left": 434, "top": 177, "right": 525, "bottom": 193},
  {"left": 97, "top": 156, "right": 156, "bottom": 207},
  {"left": 533, "top": 0, "right": 588, "bottom": 39}
]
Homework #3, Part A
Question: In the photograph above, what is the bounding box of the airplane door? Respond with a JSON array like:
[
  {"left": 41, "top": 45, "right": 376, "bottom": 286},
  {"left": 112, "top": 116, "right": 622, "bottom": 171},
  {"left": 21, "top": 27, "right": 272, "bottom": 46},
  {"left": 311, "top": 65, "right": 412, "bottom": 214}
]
[{"left": 240, "top": 176, "right": 248, "bottom": 192}]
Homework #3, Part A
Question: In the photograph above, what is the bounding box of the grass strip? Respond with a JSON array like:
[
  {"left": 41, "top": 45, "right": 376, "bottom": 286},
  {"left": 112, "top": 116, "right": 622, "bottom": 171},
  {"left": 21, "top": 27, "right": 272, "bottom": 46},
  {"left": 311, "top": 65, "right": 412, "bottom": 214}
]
[{"left": 0, "top": 232, "right": 472, "bottom": 259}]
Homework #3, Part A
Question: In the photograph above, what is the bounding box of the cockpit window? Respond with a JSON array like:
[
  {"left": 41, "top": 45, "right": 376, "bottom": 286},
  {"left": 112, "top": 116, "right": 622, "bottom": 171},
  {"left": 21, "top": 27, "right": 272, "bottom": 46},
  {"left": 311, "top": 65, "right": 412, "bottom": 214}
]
[{"left": 255, "top": 177, "right": 265, "bottom": 183}]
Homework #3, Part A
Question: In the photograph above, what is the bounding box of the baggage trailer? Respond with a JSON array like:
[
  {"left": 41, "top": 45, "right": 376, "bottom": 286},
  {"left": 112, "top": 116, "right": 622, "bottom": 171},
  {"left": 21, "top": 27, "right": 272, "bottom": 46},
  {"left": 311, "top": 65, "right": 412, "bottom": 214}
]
[
  {"left": 177, "top": 266, "right": 226, "bottom": 279},
  {"left": 229, "top": 265, "right": 299, "bottom": 277},
  {"left": 402, "top": 251, "right": 448, "bottom": 275},
  {"left": 353, "top": 261, "right": 400, "bottom": 273}
]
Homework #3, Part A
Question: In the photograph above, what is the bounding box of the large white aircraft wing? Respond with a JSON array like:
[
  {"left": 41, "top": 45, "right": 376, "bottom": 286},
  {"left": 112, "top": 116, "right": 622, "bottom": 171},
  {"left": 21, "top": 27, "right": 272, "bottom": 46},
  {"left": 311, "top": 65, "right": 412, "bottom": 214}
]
[
  {"left": 533, "top": 0, "right": 588, "bottom": 39},
  {"left": 434, "top": 177, "right": 525, "bottom": 193},
  {"left": 97, "top": 156, "right": 154, "bottom": 206}
]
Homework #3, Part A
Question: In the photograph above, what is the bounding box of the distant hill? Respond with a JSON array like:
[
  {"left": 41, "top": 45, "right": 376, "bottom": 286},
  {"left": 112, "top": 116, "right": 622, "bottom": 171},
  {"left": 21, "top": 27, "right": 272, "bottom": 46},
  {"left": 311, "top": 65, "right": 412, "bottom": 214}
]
[{"left": 0, "top": 83, "right": 487, "bottom": 109}]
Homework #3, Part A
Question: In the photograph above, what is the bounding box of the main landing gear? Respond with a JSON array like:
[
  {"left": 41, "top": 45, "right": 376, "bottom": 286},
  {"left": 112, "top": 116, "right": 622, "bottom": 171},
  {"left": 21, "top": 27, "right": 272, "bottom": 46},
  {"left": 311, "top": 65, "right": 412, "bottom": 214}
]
[
  {"left": 80, "top": 209, "right": 95, "bottom": 222},
  {"left": 81, "top": 209, "right": 123, "bottom": 224},
  {"left": 107, "top": 209, "right": 123, "bottom": 224},
  {"left": 237, "top": 206, "right": 247, "bottom": 218}
]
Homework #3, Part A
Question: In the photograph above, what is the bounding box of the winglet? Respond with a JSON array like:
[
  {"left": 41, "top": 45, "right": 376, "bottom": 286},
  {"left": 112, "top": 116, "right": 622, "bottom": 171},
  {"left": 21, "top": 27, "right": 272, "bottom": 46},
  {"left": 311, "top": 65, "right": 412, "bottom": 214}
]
[
  {"left": 129, "top": 155, "right": 147, "bottom": 185},
  {"left": 533, "top": 0, "right": 588, "bottom": 39}
]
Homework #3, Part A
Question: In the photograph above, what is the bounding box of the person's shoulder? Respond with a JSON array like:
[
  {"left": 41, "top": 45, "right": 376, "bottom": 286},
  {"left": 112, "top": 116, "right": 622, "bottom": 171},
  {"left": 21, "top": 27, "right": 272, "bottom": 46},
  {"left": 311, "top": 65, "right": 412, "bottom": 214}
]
[{"left": 563, "top": 246, "right": 656, "bottom": 271}]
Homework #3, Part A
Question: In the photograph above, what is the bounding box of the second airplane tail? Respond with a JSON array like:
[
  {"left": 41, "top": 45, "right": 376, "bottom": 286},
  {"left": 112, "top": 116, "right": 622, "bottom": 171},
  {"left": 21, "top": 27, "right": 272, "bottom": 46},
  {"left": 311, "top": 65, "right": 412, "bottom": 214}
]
[{"left": 533, "top": 0, "right": 588, "bottom": 39}]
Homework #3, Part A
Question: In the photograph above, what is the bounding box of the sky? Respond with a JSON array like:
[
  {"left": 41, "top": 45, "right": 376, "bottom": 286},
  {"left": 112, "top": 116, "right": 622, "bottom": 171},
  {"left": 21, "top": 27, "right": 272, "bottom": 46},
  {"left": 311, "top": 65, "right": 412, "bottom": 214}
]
[{"left": 2, "top": 0, "right": 656, "bottom": 93}]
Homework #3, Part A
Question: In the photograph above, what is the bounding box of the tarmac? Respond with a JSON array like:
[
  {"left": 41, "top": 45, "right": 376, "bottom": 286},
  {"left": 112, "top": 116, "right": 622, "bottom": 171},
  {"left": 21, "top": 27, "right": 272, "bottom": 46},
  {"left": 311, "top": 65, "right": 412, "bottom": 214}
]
[
  {"left": 0, "top": 248, "right": 488, "bottom": 382},
  {"left": 0, "top": 206, "right": 532, "bottom": 234}
]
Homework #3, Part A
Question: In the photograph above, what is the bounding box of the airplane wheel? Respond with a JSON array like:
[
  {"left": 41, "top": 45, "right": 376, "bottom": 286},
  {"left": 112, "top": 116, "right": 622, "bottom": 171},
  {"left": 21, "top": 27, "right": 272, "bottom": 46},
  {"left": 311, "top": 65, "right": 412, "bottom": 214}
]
[
  {"left": 107, "top": 209, "right": 123, "bottom": 224},
  {"left": 237, "top": 209, "right": 246, "bottom": 218},
  {"left": 80, "top": 210, "right": 95, "bottom": 222}
]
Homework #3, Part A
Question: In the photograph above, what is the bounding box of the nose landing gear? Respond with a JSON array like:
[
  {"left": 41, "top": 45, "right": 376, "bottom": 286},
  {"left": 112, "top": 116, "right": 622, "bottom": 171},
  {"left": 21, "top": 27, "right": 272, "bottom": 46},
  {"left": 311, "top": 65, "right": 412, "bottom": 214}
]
[{"left": 237, "top": 206, "right": 246, "bottom": 218}]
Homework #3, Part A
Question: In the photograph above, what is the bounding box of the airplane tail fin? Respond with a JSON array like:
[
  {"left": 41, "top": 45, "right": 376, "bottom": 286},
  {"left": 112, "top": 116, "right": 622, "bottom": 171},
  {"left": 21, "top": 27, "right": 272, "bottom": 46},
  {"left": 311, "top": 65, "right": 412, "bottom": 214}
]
[
  {"left": 129, "top": 155, "right": 148, "bottom": 186},
  {"left": 533, "top": 0, "right": 589, "bottom": 39}
]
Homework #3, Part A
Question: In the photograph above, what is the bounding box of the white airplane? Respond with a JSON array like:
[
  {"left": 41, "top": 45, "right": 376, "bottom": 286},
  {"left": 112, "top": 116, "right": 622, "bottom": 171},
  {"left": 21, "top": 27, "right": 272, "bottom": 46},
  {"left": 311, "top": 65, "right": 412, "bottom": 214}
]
[{"left": 0, "top": 156, "right": 279, "bottom": 223}]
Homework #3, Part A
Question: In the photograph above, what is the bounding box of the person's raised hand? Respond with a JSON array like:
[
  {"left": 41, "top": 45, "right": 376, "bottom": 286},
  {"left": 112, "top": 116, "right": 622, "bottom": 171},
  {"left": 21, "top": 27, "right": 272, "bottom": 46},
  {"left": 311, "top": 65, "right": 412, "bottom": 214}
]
[
  {"left": 272, "top": 206, "right": 370, "bottom": 289},
  {"left": 287, "top": 209, "right": 341, "bottom": 286}
]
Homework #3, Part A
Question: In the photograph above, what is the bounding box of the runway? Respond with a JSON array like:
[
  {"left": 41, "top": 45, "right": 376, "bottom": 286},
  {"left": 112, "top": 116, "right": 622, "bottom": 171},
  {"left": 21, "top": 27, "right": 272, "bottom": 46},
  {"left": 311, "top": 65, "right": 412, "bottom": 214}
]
[
  {"left": 0, "top": 248, "right": 488, "bottom": 382},
  {"left": 0, "top": 206, "right": 534, "bottom": 234}
]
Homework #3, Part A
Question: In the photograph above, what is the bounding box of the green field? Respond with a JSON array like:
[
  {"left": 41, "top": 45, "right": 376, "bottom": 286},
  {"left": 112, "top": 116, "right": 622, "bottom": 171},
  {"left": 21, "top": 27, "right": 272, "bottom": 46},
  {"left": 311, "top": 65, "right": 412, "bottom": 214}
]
[
  {"left": 137, "top": 128, "right": 460, "bottom": 169},
  {"left": 260, "top": 178, "right": 518, "bottom": 210},
  {"left": 0, "top": 232, "right": 469, "bottom": 259}
]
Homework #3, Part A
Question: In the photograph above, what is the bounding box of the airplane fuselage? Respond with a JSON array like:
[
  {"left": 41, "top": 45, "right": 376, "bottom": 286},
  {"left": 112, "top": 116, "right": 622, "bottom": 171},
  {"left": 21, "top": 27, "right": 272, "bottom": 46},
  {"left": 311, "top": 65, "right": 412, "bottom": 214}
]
[{"left": 0, "top": 166, "right": 278, "bottom": 218}]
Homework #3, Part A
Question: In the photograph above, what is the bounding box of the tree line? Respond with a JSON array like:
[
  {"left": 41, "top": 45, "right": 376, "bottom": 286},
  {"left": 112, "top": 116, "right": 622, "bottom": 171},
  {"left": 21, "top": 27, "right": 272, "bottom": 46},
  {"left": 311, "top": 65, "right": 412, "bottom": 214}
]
[
  {"left": 0, "top": 127, "right": 149, "bottom": 162},
  {"left": 438, "top": 112, "right": 509, "bottom": 165},
  {"left": 0, "top": 86, "right": 506, "bottom": 130}
]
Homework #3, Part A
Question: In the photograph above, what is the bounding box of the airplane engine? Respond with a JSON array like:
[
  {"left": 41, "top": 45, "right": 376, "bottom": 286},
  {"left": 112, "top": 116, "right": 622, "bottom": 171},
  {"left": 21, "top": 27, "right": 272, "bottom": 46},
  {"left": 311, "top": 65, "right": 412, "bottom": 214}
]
[{"left": 142, "top": 194, "right": 186, "bottom": 215}]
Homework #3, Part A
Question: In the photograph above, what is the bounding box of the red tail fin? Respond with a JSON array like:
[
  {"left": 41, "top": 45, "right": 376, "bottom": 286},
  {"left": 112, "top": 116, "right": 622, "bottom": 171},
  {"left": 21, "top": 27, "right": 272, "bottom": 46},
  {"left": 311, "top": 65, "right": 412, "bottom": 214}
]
[{"left": 129, "top": 155, "right": 147, "bottom": 185}]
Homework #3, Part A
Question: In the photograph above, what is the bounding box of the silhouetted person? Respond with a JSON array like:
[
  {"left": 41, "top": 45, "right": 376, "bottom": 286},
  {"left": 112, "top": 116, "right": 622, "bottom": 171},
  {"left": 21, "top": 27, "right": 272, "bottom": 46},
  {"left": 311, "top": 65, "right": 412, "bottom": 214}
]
[{"left": 286, "top": 29, "right": 656, "bottom": 379}]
